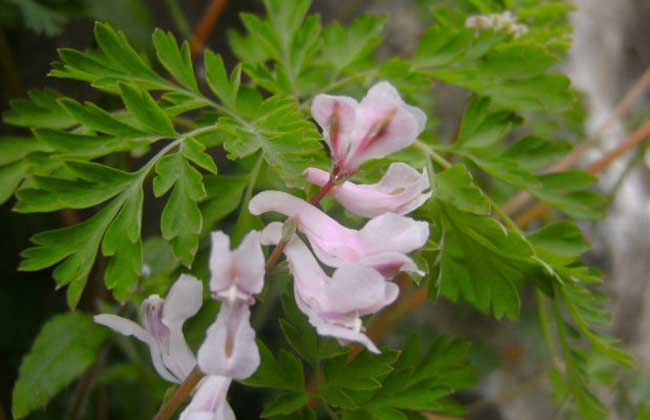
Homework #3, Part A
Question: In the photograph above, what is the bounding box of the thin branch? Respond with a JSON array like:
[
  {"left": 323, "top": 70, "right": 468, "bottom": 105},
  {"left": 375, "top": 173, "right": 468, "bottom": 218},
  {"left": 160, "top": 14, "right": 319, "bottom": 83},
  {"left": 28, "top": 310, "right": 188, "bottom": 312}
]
[
  {"left": 504, "top": 65, "right": 650, "bottom": 216},
  {"left": 152, "top": 367, "right": 204, "bottom": 420},
  {"left": 190, "top": 0, "right": 230, "bottom": 57},
  {"left": 69, "top": 346, "right": 110, "bottom": 420},
  {"left": 514, "top": 121, "right": 650, "bottom": 228}
]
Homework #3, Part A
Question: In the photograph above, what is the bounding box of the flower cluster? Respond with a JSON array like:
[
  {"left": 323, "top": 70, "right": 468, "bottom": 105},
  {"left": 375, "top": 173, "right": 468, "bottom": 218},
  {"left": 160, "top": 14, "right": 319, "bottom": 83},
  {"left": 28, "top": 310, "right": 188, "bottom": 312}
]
[
  {"left": 465, "top": 11, "right": 529, "bottom": 39},
  {"left": 94, "top": 81, "right": 430, "bottom": 418}
]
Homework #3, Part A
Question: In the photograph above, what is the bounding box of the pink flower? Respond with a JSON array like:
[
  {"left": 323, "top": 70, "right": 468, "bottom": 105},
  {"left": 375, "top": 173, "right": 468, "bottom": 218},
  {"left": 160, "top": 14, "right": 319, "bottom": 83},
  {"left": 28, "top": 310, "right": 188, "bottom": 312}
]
[
  {"left": 179, "top": 375, "right": 235, "bottom": 420},
  {"left": 312, "top": 81, "right": 426, "bottom": 172},
  {"left": 209, "top": 230, "right": 265, "bottom": 304},
  {"left": 197, "top": 302, "right": 260, "bottom": 380},
  {"left": 304, "top": 163, "right": 431, "bottom": 217},
  {"left": 249, "top": 191, "right": 428, "bottom": 274},
  {"left": 262, "top": 225, "right": 398, "bottom": 353},
  {"left": 94, "top": 274, "right": 202, "bottom": 383}
]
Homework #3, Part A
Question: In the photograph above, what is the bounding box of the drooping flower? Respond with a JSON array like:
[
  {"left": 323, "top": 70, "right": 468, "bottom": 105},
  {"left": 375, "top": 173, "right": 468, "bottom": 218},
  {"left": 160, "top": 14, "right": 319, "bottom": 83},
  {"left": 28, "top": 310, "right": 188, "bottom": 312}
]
[
  {"left": 249, "top": 191, "right": 428, "bottom": 273},
  {"left": 311, "top": 81, "right": 426, "bottom": 173},
  {"left": 94, "top": 274, "right": 203, "bottom": 383},
  {"left": 179, "top": 375, "right": 235, "bottom": 420},
  {"left": 262, "top": 224, "right": 398, "bottom": 353},
  {"left": 197, "top": 302, "right": 260, "bottom": 380},
  {"left": 304, "top": 162, "right": 431, "bottom": 217},
  {"left": 209, "top": 230, "right": 265, "bottom": 304}
]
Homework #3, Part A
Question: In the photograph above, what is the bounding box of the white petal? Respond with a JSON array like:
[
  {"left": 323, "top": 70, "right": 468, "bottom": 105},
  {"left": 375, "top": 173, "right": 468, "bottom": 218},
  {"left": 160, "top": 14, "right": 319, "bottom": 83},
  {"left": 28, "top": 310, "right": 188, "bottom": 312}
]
[
  {"left": 179, "top": 375, "right": 233, "bottom": 420},
  {"left": 94, "top": 314, "right": 179, "bottom": 383},
  {"left": 163, "top": 274, "right": 204, "bottom": 331},
  {"left": 197, "top": 303, "right": 260, "bottom": 380},
  {"left": 210, "top": 231, "right": 233, "bottom": 294},
  {"left": 232, "top": 230, "right": 265, "bottom": 296},
  {"left": 94, "top": 314, "right": 151, "bottom": 344},
  {"left": 260, "top": 222, "right": 283, "bottom": 246}
]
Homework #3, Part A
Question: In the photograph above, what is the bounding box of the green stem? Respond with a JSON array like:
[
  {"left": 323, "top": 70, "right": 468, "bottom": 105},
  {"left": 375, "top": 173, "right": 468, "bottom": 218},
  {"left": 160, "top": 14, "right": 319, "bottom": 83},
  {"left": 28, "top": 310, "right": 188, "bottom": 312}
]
[
  {"left": 163, "top": 0, "right": 192, "bottom": 40},
  {"left": 536, "top": 290, "right": 560, "bottom": 365}
]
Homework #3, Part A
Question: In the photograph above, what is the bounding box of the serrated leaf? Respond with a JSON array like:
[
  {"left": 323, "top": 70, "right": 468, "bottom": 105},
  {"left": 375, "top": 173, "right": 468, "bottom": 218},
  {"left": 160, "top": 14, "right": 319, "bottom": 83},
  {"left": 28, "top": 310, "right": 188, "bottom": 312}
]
[
  {"left": 243, "top": 341, "right": 304, "bottom": 392},
  {"left": 20, "top": 198, "right": 122, "bottom": 307},
  {"left": 3, "top": 89, "right": 77, "bottom": 129},
  {"left": 93, "top": 22, "right": 158, "bottom": 79},
  {"left": 59, "top": 98, "right": 144, "bottom": 137},
  {"left": 434, "top": 205, "right": 533, "bottom": 319},
  {"left": 503, "top": 136, "right": 571, "bottom": 170},
  {"left": 321, "top": 14, "right": 385, "bottom": 74},
  {"left": 432, "top": 164, "right": 490, "bottom": 215},
  {"left": 12, "top": 312, "right": 108, "bottom": 419},
  {"left": 153, "top": 29, "right": 198, "bottom": 93},
  {"left": 153, "top": 151, "right": 206, "bottom": 266},
  {"left": 182, "top": 137, "right": 217, "bottom": 174},
  {"left": 205, "top": 50, "right": 238, "bottom": 109},
  {"left": 102, "top": 185, "right": 144, "bottom": 300},
  {"left": 218, "top": 96, "right": 325, "bottom": 187},
  {"left": 261, "top": 393, "right": 309, "bottom": 418},
  {"left": 119, "top": 83, "right": 176, "bottom": 136},
  {"left": 200, "top": 175, "right": 248, "bottom": 233},
  {"left": 15, "top": 162, "right": 136, "bottom": 213}
]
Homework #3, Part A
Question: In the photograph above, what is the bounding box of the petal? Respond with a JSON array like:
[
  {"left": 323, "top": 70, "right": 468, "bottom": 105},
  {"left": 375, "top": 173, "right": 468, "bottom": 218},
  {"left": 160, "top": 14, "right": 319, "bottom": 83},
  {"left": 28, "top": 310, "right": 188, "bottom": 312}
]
[
  {"left": 198, "top": 303, "right": 260, "bottom": 380},
  {"left": 282, "top": 236, "right": 330, "bottom": 303},
  {"left": 311, "top": 94, "right": 358, "bottom": 164},
  {"left": 94, "top": 314, "right": 151, "bottom": 344},
  {"left": 322, "top": 264, "right": 399, "bottom": 316},
  {"left": 232, "top": 230, "right": 265, "bottom": 296},
  {"left": 359, "top": 213, "right": 429, "bottom": 255},
  {"left": 94, "top": 314, "right": 179, "bottom": 383},
  {"left": 304, "top": 163, "right": 430, "bottom": 218},
  {"left": 260, "top": 222, "right": 283, "bottom": 246},
  {"left": 315, "top": 321, "right": 380, "bottom": 354},
  {"left": 163, "top": 274, "right": 204, "bottom": 331},
  {"left": 210, "top": 231, "right": 233, "bottom": 294},
  {"left": 179, "top": 375, "right": 233, "bottom": 420},
  {"left": 294, "top": 290, "right": 381, "bottom": 354},
  {"left": 358, "top": 251, "right": 422, "bottom": 278},
  {"left": 250, "top": 191, "right": 361, "bottom": 262},
  {"left": 345, "top": 81, "right": 426, "bottom": 169},
  {"left": 165, "top": 331, "right": 197, "bottom": 382}
]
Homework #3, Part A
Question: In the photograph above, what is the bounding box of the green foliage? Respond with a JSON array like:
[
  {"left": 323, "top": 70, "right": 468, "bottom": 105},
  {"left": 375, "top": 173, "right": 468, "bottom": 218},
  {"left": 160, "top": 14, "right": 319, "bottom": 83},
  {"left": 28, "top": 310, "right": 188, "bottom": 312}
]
[
  {"left": 2, "top": 0, "right": 635, "bottom": 418},
  {"left": 12, "top": 312, "right": 108, "bottom": 419}
]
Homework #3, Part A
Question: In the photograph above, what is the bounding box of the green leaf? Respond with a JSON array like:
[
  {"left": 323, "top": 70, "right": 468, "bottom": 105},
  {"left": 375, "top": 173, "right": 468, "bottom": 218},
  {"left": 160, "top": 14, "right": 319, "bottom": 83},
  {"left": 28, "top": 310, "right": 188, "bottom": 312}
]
[
  {"left": 33, "top": 129, "right": 128, "bottom": 160},
  {"left": 321, "top": 15, "right": 385, "bottom": 74},
  {"left": 456, "top": 97, "right": 520, "bottom": 148},
  {"left": 243, "top": 341, "right": 304, "bottom": 392},
  {"left": 0, "top": 160, "right": 29, "bottom": 205},
  {"left": 93, "top": 22, "right": 158, "bottom": 79},
  {"left": 119, "top": 83, "right": 176, "bottom": 136},
  {"left": 205, "top": 50, "right": 239, "bottom": 109},
  {"left": 59, "top": 98, "right": 145, "bottom": 137},
  {"left": 12, "top": 312, "right": 108, "bottom": 419},
  {"left": 153, "top": 29, "right": 199, "bottom": 93},
  {"left": 102, "top": 185, "right": 144, "bottom": 300},
  {"left": 15, "top": 162, "right": 136, "bottom": 213},
  {"left": 200, "top": 175, "right": 248, "bottom": 233},
  {"left": 432, "top": 165, "right": 490, "bottom": 215},
  {"left": 503, "top": 136, "right": 571, "bottom": 170},
  {"left": 324, "top": 350, "right": 399, "bottom": 392},
  {"left": 433, "top": 205, "right": 533, "bottom": 319},
  {"left": 480, "top": 44, "right": 556, "bottom": 80},
  {"left": 153, "top": 149, "right": 206, "bottom": 266},
  {"left": 20, "top": 198, "right": 123, "bottom": 307},
  {"left": 218, "top": 96, "right": 325, "bottom": 187},
  {"left": 4, "top": 89, "right": 77, "bottom": 129},
  {"left": 261, "top": 393, "right": 309, "bottom": 418},
  {"left": 7, "top": 0, "right": 67, "bottom": 36}
]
